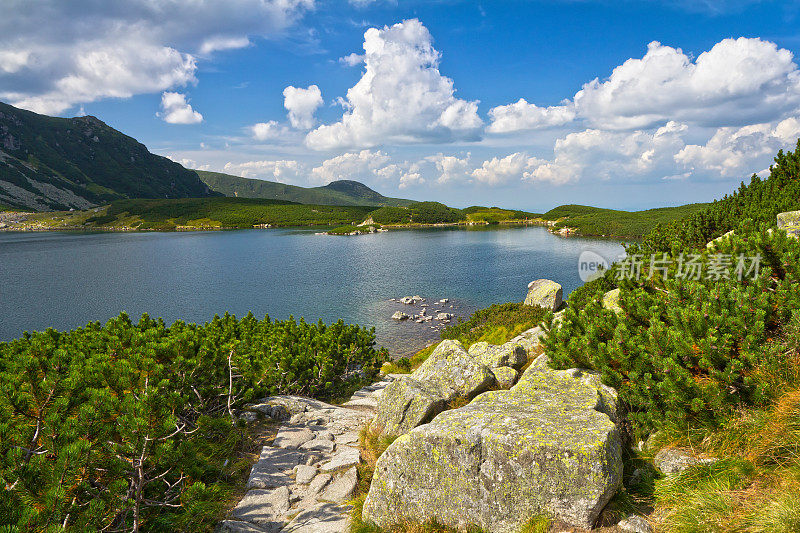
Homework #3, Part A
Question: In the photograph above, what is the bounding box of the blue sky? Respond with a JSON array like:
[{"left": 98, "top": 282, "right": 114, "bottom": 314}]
[{"left": 3, "top": 1, "right": 800, "bottom": 211}]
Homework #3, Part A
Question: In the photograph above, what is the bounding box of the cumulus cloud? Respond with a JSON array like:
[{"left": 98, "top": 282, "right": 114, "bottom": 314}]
[
  {"left": 471, "top": 153, "right": 542, "bottom": 186},
  {"left": 223, "top": 160, "right": 303, "bottom": 183},
  {"left": 158, "top": 92, "right": 203, "bottom": 124},
  {"left": 0, "top": 0, "right": 314, "bottom": 114},
  {"left": 339, "top": 53, "right": 364, "bottom": 66},
  {"left": 305, "top": 19, "right": 482, "bottom": 150},
  {"left": 169, "top": 157, "right": 211, "bottom": 171},
  {"left": 310, "top": 150, "right": 392, "bottom": 183},
  {"left": 425, "top": 153, "right": 472, "bottom": 184},
  {"left": 573, "top": 38, "right": 800, "bottom": 130},
  {"left": 283, "top": 85, "right": 324, "bottom": 129},
  {"left": 250, "top": 120, "right": 284, "bottom": 141},
  {"left": 524, "top": 122, "right": 689, "bottom": 184},
  {"left": 487, "top": 99, "right": 576, "bottom": 133},
  {"left": 676, "top": 117, "right": 800, "bottom": 177}
]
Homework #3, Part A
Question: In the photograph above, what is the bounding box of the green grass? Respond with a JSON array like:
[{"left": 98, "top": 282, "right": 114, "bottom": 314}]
[
  {"left": 440, "top": 302, "right": 550, "bottom": 346},
  {"left": 542, "top": 203, "right": 710, "bottom": 237},
  {"left": 80, "top": 197, "right": 376, "bottom": 229},
  {"left": 462, "top": 206, "right": 540, "bottom": 224}
]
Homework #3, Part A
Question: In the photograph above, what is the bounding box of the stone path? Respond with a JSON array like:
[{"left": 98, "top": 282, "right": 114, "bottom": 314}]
[{"left": 218, "top": 375, "right": 401, "bottom": 533}]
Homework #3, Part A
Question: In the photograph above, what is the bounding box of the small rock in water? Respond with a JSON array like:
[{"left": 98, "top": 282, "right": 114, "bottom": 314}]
[
  {"left": 392, "top": 311, "right": 410, "bottom": 321},
  {"left": 439, "top": 298, "right": 449, "bottom": 304}
]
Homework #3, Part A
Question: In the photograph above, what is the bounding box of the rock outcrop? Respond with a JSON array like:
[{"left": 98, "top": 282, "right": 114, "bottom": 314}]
[
  {"left": 653, "top": 447, "right": 717, "bottom": 475},
  {"left": 777, "top": 210, "right": 800, "bottom": 238},
  {"left": 371, "top": 340, "right": 495, "bottom": 435},
  {"left": 524, "top": 279, "right": 563, "bottom": 311},
  {"left": 602, "top": 288, "right": 622, "bottom": 314},
  {"left": 362, "top": 354, "right": 623, "bottom": 531}
]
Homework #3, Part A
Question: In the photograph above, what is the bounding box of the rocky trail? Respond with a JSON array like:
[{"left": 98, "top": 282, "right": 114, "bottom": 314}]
[{"left": 218, "top": 375, "right": 403, "bottom": 533}]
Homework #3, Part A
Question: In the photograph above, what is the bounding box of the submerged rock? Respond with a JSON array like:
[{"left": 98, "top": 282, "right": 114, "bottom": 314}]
[
  {"left": 524, "top": 279, "right": 563, "bottom": 311},
  {"left": 362, "top": 354, "right": 623, "bottom": 531}
]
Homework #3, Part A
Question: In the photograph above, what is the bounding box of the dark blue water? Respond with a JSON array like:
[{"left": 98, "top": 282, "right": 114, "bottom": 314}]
[{"left": 0, "top": 226, "right": 623, "bottom": 355}]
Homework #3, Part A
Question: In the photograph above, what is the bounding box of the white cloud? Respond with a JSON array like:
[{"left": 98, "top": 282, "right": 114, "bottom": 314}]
[
  {"left": 250, "top": 121, "right": 284, "bottom": 141},
  {"left": 0, "top": 0, "right": 314, "bottom": 114},
  {"left": 471, "top": 152, "right": 541, "bottom": 186},
  {"left": 310, "top": 150, "right": 391, "bottom": 184},
  {"left": 158, "top": 92, "right": 203, "bottom": 124},
  {"left": 305, "top": 19, "right": 482, "bottom": 150},
  {"left": 676, "top": 117, "right": 800, "bottom": 177},
  {"left": 283, "top": 85, "right": 324, "bottom": 129},
  {"left": 487, "top": 99, "right": 576, "bottom": 133},
  {"left": 573, "top": 38, "right": 800, "bottom": 130},
  {"left": 199, "top": 36, "right": 251, "bottom": 55},
  {"left": 169, "top": 157, "right": 210, "bottom": 171},
  {"left": 426, "top": 153, "right": 472, "bottom": 184},
  {"left": 524, "top": 122, "right": 689, "bottom": 184},
  {"left": 223, "top": 160, "right": 303, "bottom": 183},
  {"left": 339, "top": 53, "right": 364, "bottom": 66}
]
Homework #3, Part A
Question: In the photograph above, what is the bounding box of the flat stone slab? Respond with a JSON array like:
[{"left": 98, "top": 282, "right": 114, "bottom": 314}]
[
  {"left": 294, "top": 464, "right": 318, "bottom": 485},
  {"left": 273, "top": 427, "right": 315, "bottom": 449},
  {"left": 283, "top": 502, "right": 351, "bottom": 533},
  {"left": 300, "top": 437, "right": 336, "bottom": 454},
  {"left": 230, "top": 487, "right": 290, "bottom": 530},
  {"left": 247, "top": 448, "right": 302, "bottom": 490},
  {"left": 320, "top": 446, "right": 360, "bottom": 473},
  {"left": 320, "top": 466, "right": 357, "bottom": 503},
  {"left": 217, "top": 520, "right": 270, "bottom": 533}
]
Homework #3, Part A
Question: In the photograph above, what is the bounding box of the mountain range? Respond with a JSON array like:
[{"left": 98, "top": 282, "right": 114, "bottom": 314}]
[
  {"left": 0, "top": 102, "right": 217, "bottom": 211},
  {"left": 196, "top": 171, "right": 414, "bottom": 207},
  {"left": 0, "top": 101, "right": 416, "bottom": 212}
]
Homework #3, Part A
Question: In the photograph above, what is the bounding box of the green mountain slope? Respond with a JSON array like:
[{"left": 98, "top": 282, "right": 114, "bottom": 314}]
[
  {"left": 196, "top": 170, "right": 414, "bottom": 207},
  {"left": 0, "top": 101, "right": 217, "bottom": 211},
  {"left": 542, "top": 202, "right": 710, "bottom": 237}
]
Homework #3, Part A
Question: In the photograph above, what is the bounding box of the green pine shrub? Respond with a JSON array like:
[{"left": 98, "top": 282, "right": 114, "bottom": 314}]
[{"left": 0, "top": 312, "right": 385, "bottom": 531}]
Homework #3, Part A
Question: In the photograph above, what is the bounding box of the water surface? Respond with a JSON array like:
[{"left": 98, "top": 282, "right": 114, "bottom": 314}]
[{"left": 0, "top": 226, "right": 624, "bottom": 355}]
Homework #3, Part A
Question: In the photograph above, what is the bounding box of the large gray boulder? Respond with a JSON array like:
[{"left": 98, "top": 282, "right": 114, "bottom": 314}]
[
  {"left": 524, "top": 279, "right": 563, "bottom": 311},
  {"left": 777, "top": 210, "right": 800, "bottom": 238},
  {"left": 468, "top": 341, "right": 527, "bottom": 369},
  {"left": 362, "top": 355, "right": 622, "bottom": 531},
  {"left": 371, "top": 340, "right": 495, "bottom": 436}
]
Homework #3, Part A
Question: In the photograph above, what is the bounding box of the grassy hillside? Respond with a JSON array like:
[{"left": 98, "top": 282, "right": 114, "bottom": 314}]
[
  {"left": 197, "top": 171, "right": 414, "bottom": 207},
  {"left": 542, "top": 203, "right": 710, "bottom": 237},
  {"left": 6, "top": 197, "right": 375, "bottom": 231},
  {"left": 0, "top": 101, "right": 217, "bottom": 211}
]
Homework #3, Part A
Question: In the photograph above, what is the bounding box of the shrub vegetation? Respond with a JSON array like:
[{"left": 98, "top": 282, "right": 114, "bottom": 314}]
[{"left": 0, "top": 312, "right": 385, "bottom": 531}]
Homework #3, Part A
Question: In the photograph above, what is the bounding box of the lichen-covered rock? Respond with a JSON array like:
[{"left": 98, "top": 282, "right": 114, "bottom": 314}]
[
  {"left": 524, "top": 279, "right": 563, "bottom": 311},
  {"left": 653, "top": 447, "right": 717, "bottom": 475},
  {"left": 490, "top": 366, "right": 518, "bottom": 389},
  {"left": 362, "top": 355, "right": 622, "bottom": 531},
  {"left": 705, "top": 229, "right": 735, "bottom": 249},
  {"left": 370, "top": 377, "right": 446, "bottom": 435},
  {"left": 414, "top": 340, "right": 495, "bottom": 397},
  {"left": 371, "top": 340, "right": 495, "bottom": 436},
  {"left": 777, "top": 210, "right": 800, "bottom": 238},
  {"left": 468, "top": 341, "right": 527, "bottom": 369},
  {"left": 602, "top": 288, "right": 622, "bottom": 314}
]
